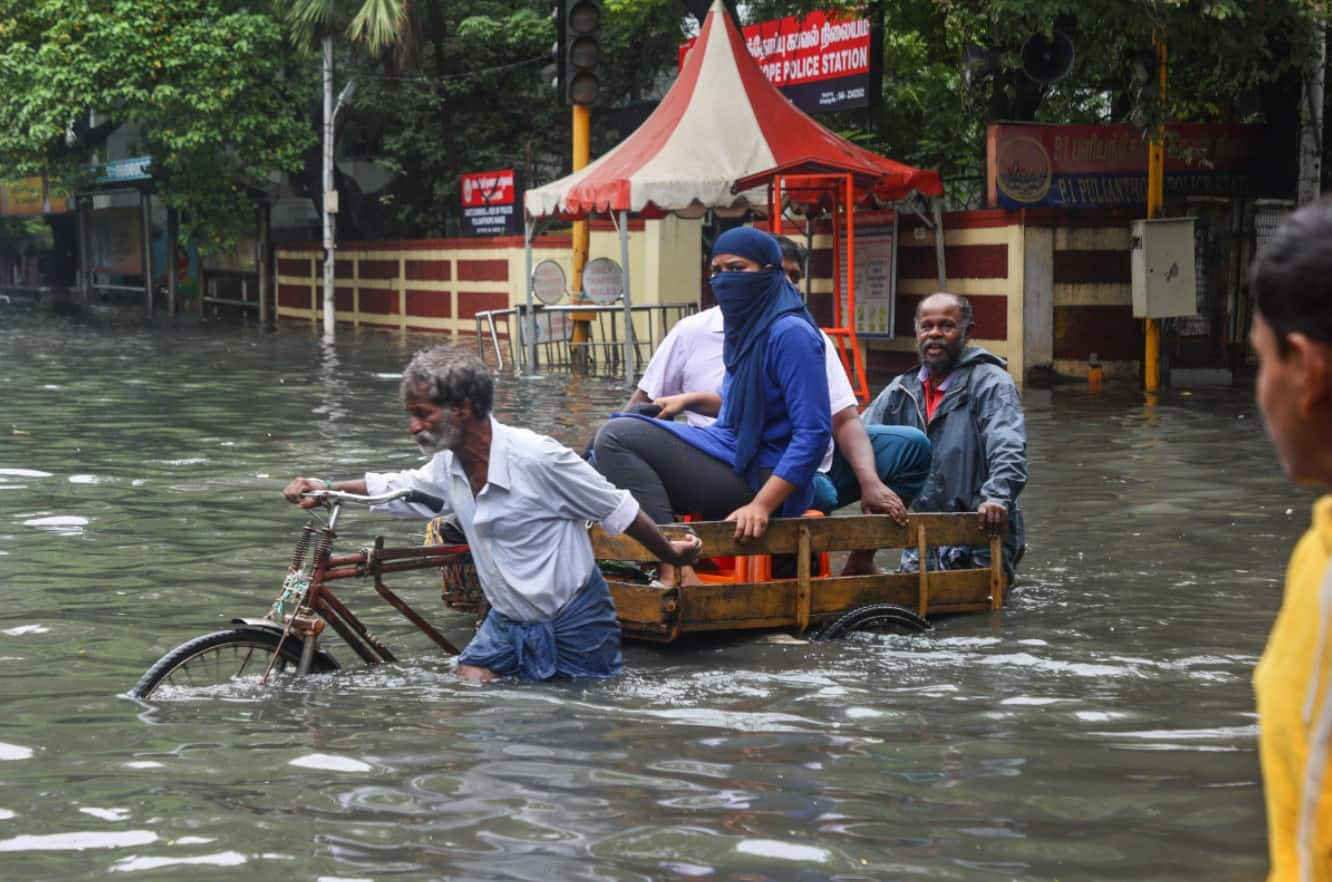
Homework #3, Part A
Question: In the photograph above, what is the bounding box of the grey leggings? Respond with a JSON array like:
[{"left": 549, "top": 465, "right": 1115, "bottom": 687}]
[{"left": 593, "top": 417, "right": 759, "bottom": 524}]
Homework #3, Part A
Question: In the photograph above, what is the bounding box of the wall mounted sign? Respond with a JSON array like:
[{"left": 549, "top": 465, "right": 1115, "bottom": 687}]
[
  {"left": 986, "top": 123, "right": 1266, "bottom": 208},
  {"left": 461, "top": 168, "right": 519, "bottom": 236}
]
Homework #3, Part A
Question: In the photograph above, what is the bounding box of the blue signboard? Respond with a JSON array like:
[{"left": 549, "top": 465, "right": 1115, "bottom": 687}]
[{"left": 94, "top": 157, "right": 153, "bottom": 185}]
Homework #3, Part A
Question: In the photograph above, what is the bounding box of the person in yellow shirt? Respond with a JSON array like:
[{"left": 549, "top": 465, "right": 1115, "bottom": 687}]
[{"left": 1250, "top": 195, "right": 1332, "bottom": 881}]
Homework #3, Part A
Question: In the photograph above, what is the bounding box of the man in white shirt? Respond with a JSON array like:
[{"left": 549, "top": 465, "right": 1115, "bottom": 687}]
[
  {"left": 285, "top": 346, "right": 701, "bottom": 682},
  {"left": 621, "top": 236, "right": 932, "bottom": 575}
]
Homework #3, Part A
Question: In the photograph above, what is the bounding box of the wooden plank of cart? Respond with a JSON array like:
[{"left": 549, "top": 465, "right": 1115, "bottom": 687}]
[{"left": 590, "top": 512, "right": 1006, "bottom": 643}]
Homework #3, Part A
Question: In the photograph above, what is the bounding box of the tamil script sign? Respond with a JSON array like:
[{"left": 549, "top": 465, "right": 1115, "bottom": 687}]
[
  {"left": 461, "top": 168, "right": 519, "bottom": 236},
  {"left": 987, "top": 123, "right": 1266, "bottom": 208},
  {"left": 582, "top": 257, "right": 624, "bottom": 304},
  {"left": 837, "top": 212, "right": 896, "bottom": 339},
  {"left": 0, "top": 177, "right": 68, "bottom": 216},
  {"left": 679, "top": 9, "right": 875, "bottom": 114}
]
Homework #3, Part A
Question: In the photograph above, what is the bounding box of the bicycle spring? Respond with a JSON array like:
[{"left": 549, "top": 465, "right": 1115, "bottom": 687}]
[
  {"left": 288, "top": 523, "right": 316, "bottom": 574},
  {"left": 311, "top": 524, "right": 336, "bottom": 569}
]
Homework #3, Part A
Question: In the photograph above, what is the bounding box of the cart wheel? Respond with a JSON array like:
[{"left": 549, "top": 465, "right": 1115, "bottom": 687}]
[{"left": 814, "top": 604, "right": 932, "bottom": 641}]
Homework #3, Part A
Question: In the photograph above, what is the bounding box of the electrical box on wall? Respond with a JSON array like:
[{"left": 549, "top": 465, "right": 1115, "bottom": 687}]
[{"left": 1131, "top": 217, "right": 1197, "bottom": 318}]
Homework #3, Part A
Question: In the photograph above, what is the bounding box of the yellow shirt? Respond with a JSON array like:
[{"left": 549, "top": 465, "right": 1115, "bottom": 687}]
[{"left": 1256, "top": 495, "right": 1332, "bottom": 881}]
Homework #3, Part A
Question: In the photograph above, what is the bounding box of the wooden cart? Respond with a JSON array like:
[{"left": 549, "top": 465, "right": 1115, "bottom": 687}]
[{"left": 590, "top": 512, "right": 1006, "bottom": 642}]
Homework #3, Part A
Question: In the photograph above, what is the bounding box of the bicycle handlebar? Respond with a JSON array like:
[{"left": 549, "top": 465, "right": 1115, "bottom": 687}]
[{"left": 302, "top": 487, "right": 446, "bottom": 514}]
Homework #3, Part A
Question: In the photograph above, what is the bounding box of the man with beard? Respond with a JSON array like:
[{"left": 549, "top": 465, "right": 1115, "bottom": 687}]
[
  {"left": 862, "top": 292, "right": 1027, "bottom": 580},
  {"left": 283, "top": 346, "right": 701, "bottom": 683}
]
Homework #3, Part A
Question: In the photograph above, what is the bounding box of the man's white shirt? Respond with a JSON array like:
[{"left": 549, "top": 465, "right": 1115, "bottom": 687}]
[
  {"left": 636, "top": 306, "right": 857, "bottom": 471},
  {"left": 635, "top": 308, "right": 727, "bottom": 427},
  {"left": 366, "top": 418, "right": 638, "bottom": 623}
]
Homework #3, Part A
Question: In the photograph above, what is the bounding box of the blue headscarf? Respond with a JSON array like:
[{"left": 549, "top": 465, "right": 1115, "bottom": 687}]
[{"left": 709, "top": 227, "right": 819, "bottom": 484}]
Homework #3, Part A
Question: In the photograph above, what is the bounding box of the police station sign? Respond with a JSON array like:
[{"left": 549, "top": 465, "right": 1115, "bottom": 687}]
[
  {"left": 461, "top": 169, "right": 519, "bottom": 237},
  {"left": 679, "top": 9, "right": 876, "bottom": 114}
]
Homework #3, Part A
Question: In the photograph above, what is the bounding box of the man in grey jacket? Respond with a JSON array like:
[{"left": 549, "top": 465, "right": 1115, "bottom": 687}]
[{"left": 862, "top": 292, "right": 1028, "bottom": 580}]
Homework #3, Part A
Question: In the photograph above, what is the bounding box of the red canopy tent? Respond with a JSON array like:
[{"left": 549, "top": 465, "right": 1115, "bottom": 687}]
[
  {"left": 731, "top": 163, "right": 950, "bottom": 403},
  {"left": 522, "top": 0, "right": 946, "bottom": 377}
]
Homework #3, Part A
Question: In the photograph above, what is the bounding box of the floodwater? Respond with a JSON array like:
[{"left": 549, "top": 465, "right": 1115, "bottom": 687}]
[{"left": 0, "top": 307, "right": 1311, "bottom": 881}]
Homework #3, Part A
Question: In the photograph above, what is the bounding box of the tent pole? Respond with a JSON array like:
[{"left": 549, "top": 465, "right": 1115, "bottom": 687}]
[
  {"left": 932, "top": 197, "right": 947, "bottom": 288},
  {"left": 619, "top": 210, "right": 635, "bottom": 382},
  {"left": 846, "top": 173, "right": 868, "bottom": 403},
  {"left": 524, "top": 218, "right": 536, "bottom": 375},
  {"left": 831, "top": 188, "right": 841, "bottom": 328}
]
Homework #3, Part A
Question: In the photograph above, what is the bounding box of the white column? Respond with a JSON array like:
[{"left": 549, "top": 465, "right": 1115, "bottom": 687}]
[{"left": 321, "top": 36, "right": 336, "bottom": 338}]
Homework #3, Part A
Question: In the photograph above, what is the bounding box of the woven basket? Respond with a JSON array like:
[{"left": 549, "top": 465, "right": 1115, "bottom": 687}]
[
  {"left": 427, "top": 516, "right": 488, "bottom": 615},
  {"left": 439, "top": 553, "right": 488, "bottom": 615}
]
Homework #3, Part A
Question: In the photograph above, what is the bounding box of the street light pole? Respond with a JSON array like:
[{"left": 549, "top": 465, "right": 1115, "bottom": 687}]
[
  {"left": 321, "top": 35, "right": 336, "bottom": 338},
  {"left": 320, "top": 39, "right": 356, "bottom": 340}
]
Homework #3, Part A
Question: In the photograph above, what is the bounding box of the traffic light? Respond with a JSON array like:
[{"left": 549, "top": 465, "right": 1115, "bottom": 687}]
[{"left": 553, "top": 0, "right": 601, "bottom": 106}]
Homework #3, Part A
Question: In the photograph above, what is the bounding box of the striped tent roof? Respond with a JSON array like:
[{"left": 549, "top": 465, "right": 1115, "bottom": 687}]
[{"left": 524, "top": 0, "right": 943, "bottom": 220}]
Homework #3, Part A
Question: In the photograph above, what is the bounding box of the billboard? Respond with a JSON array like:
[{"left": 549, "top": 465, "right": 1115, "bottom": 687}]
[
  {"left": 987, "top": 123, "right": 1266, "bottom": 208},
  {"left": 461, "top": 168, "right": 519, "bottom": 236},
  {"left": 679, "top": 9, "right": 875, "bottom": 114}
]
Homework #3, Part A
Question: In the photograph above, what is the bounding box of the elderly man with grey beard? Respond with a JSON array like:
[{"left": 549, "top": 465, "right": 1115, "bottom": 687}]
[{"left": 283, "top": 345, "right": 701, "bottom": 683}]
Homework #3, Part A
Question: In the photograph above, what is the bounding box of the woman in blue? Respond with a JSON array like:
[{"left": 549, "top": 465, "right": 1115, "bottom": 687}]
[{"left": 593, "top": 227, "right": 832, "bottom": 585}]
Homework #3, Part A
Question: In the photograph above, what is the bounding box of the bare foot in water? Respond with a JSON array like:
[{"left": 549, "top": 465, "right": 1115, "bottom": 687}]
[
  {"left": 840, "top": 549, "right": 886, "bottom": 577},
  {"left": 457, "top": 663, "right": 499, "bottom": 682},
  {"left": 656, "top": 563, "right": 704, "bottom": 586}
]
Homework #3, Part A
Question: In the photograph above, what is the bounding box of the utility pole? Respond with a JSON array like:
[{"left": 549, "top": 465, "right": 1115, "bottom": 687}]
[
  {"left": 320, "top": 39, "right": 355, "bottom": 340},
  {"left": 1144, "top": 33, "right": 1167, "bottom": 394},
  {"left": 569, "top": 105, "right": 592, "bottom": 370},
  {"left": 321, "top": 35, "right": 336, "bottom": 338}
]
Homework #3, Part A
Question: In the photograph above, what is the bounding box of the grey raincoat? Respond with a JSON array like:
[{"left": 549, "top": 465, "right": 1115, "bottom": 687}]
[{"left": 863, "top": 346, "right": 1028, "bottom": 579}]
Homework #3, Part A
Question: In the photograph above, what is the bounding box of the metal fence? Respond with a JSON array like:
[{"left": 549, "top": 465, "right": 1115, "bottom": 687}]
[
  {"left": 201, "top": 270, "right": 261, "bottom": 317},
  {"left": 475, "top": 303, "right": 698, "bottom": 374}
]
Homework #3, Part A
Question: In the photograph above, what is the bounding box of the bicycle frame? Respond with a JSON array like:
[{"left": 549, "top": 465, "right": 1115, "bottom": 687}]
[{"left": 272, "top": 491, "right": 469, "bottom": 674}]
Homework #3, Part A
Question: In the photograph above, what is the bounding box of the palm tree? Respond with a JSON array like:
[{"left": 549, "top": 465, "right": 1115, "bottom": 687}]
[{"left": 277, "top": 0, "right": 414, "bottom": 337}]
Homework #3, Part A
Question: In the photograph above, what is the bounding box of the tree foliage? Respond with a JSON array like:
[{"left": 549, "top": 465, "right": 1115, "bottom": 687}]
[
  {"left": 0, "top": 0, "right": 1324, "bottom": 246},
  {"left": 0, "top": 0, "right": 313, "bottom": 248}
]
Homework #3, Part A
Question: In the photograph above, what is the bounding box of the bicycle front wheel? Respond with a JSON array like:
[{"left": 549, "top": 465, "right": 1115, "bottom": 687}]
[{"left": 129, "top": 628, "right": 339, "bottom": 700}]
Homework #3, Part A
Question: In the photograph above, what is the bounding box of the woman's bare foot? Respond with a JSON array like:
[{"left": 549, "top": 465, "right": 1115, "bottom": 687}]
[
  {"left": 457, "top": 663, "right": 499, "bottom": 682},
  {"left": 656, "top": 563, "right": 704, "bottom": 586},
  {"left": 840, "top": 549, "right": 886, "bottom": 577}
]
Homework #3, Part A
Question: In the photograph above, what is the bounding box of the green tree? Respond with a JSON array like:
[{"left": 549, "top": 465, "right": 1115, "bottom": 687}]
[
  {"left": 758, "top": 0, "right": 1328, "bottom": 195},
  {"left": 0, "top": 0, "right": 313, "bottom": 248}
]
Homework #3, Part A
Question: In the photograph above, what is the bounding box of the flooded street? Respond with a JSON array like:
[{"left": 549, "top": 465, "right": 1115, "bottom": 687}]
[{"left": 0, "top": 309, "right": 1308, "bottom": 881}]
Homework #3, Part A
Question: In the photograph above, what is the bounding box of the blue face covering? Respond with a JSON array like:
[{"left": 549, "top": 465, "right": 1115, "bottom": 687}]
[{"left": 709, "top": 228, "right": 819, "bottom": 484}]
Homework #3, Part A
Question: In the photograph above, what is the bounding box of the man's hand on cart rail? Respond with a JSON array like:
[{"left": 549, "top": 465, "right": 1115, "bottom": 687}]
[
  {"left": 977, "top": 500, "right": 1008, "bottom": 537},
  {"left": 624, "top": 511, "right": 703, "bottom": 566}
]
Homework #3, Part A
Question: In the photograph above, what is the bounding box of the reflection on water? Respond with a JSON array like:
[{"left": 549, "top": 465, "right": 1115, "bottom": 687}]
[{"left": 0, "top": 309, "right": 1307, "bottom": 880}]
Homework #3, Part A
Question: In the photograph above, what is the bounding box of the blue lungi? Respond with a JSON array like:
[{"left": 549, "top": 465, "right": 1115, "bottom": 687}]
[{"left": 457, "top": 568, "right": 623, "bottom": 681}]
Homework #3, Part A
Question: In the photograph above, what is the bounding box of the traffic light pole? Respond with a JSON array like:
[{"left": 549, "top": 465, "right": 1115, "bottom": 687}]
[{"left": 570, "top": 104, "right": 593, "bottom": 371}]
